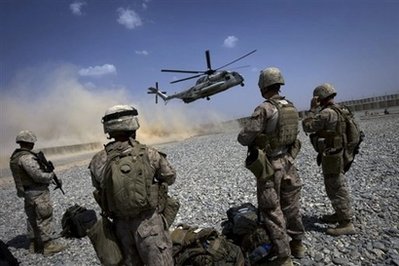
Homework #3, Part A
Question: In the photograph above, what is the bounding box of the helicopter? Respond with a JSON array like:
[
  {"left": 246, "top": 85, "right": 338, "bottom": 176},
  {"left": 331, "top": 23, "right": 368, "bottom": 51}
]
[{"left": 147, "top": 49, "right": 256, "bottom": 104}]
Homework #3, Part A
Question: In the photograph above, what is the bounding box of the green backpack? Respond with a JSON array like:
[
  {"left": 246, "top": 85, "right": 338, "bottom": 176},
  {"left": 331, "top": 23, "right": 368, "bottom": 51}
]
[
  {"left": 171, "top": 224, "right": 245, "bottom": 266},
  {"left": 331, "top": 105, "right": 365, "bottom": 172},
  {"left": 101, "top": 142, "right": 159, "bottom": 217}
]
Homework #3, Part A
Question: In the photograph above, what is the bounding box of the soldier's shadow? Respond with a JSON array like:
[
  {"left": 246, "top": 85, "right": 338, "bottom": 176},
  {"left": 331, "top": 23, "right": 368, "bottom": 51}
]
[
  {"left": 6, "top": 235, "right": 30, "bottom": 250},
  {"left": 302, "top": 214, "right": 327, "bottom": 233}
]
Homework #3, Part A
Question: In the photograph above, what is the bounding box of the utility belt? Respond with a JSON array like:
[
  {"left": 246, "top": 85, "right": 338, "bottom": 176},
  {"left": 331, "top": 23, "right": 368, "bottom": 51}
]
[
  {"left": 112, "top": 208, "right": 156, "bottom": 221},
  {"left": 310, "top": 134, "right": 343, "bottom": 153},
  {"left": 23, "top": 184, "right": 48, "bottom": 194}
]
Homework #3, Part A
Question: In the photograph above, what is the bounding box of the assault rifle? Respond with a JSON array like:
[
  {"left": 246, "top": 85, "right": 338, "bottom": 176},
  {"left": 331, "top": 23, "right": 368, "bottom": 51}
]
[{"left": 36, "top": 151, "right": 65, "bottom": 195}]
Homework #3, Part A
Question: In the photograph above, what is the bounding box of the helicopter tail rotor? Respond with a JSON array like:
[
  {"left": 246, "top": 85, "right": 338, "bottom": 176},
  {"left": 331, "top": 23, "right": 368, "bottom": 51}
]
[{"left": 147, "top": 82, "right": 167, "bottom": 104}]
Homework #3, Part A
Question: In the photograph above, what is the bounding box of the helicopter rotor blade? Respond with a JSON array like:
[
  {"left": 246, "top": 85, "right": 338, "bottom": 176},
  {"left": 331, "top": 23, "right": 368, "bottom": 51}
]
[
  {"left": 170, "top": 73, "right": 204, "bottom": 84},
  {"left": 205, "top": 50, "right": 212, "bottom": 70},
  {"left": 215, "top": 49, "right": 257, "bottom": 71},
  {"left": 227, "top": 65, "right": 251, "bottom": 71},
  {"left": 161, "top": 69, "right": 204, "bottom": 74}
]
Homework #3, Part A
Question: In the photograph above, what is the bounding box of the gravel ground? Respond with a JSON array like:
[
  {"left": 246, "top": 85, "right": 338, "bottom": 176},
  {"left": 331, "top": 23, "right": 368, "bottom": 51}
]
[{"left": 1, "top": 114, "right": 398, "bottom": 265}]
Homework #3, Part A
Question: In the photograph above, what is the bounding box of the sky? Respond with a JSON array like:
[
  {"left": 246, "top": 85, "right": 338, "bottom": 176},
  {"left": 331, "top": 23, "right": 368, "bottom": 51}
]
[{"left": 0, "top": 0, "right": 398, "bottom": 153}]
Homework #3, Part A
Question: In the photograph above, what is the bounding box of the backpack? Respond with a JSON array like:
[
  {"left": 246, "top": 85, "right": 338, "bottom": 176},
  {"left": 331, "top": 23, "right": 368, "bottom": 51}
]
[
  {"left": 331, "top": 105, "right": 365, "bottom": 172},
  {"left": 0, "top": 239, "right": 19, "bottom": 266},
  {"left": 101, "top": 142, "right": 159, "bottom": 217},
  {"left": 225, "top": 203, "right": 258, "bottom": 236},
  {"left": 171, "top": 224, "right": 244, "bottom": 266},
  {"left": 61, "top": 204, "right": 97, "bottom": 238},
  {"left": 221, "top": 203, "right": 271, "bottom": 255}
]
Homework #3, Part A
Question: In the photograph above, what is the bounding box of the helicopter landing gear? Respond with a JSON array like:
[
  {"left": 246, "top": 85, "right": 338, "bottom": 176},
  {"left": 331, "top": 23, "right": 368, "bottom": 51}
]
[
  {"left": 241, "top": 83, "right": 244, "bottom": 87},
  {"left": 206, "top": 96, "right": 210, "bottom": 100}
]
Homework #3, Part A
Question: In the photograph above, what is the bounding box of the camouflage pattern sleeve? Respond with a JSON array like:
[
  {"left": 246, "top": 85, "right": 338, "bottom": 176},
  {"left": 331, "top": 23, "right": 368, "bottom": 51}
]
[
  {"left": 19, "top": 154, "right": 54, "bottom": 184},
  {"left": 89, "top": 150, "right": 107, "bottom": 190},
  {"left": 148, "top": 147, "right": 176, "bottom": 185},
  {"left": 302, "top": 108, "right": 338, "bottom": 133},
  {"left": 237, "top": 104, "right": 268, "bottom": 146}
]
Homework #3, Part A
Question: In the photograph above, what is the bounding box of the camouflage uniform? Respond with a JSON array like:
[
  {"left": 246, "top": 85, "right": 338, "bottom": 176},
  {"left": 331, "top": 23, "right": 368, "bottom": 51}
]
[
  {"left": 302, "top": 105, "right": 354, "bottom": 222},
  {"left": 9, "top": 148, "right": 56, "bottom": 245},
  {"left": 238, "top": 95, "right": 305, "bottom": 259},
  {"left": 89, "top": 139, "right": 176, "bottom": 266}
]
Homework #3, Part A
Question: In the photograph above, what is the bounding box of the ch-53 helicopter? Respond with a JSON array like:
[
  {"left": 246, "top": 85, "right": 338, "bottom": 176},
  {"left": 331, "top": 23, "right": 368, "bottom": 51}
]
[{"left": 147, "top": 49, "right": 256, "bottom": 104}]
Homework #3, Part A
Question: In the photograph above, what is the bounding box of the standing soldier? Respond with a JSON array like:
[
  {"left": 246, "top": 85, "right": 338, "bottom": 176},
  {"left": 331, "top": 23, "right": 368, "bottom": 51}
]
[
  {"left": 89, "top": 105, "right": 176, "bottom": 266},
  {"left": 238, "top": 67, "right": 305, "bottom": 266},
  {"left": 9, "top": 130, "right": 66, "bottom": 255},
  {"left": 302, "top": 83, "right": 356, "bottom": 236}
]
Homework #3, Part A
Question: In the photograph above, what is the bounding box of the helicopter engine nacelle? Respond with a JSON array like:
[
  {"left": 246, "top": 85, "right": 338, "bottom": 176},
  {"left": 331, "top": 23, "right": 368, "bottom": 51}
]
[{"left": 208, "top": 71, "right": 228, "bottom": 82}]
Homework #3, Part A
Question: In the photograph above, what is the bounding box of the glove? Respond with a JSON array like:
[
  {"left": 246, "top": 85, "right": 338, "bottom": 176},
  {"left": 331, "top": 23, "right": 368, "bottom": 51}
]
[{"left": 310, "top": 96, "right": 320, "bottom": 112}]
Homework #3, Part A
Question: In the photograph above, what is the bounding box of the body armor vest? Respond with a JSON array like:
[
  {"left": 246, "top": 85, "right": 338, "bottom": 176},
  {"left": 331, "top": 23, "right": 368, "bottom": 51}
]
[
  {"left": 255, "top": 99, "right": 299, "bottom": 153},
  {"left": 9, "top": 149, "right": 39, "bottom": 188},
  {"left": 316, "top": 105, "right": 346, "bottom": 150}
]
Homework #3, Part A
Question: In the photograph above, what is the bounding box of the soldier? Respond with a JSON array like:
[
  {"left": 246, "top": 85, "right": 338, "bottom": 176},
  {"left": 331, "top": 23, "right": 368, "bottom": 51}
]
[
  {"left": 302, "top": 83, "right": 356, "bottom": 236},
  {"left": 89, "top": 105, "right": 176, "bottom": 266},
  {"left": 238, "top": 67, "right": 305, "bottom": 266},
  {"left": 9, "top": 130, "right": 66, "bottom": 255}
]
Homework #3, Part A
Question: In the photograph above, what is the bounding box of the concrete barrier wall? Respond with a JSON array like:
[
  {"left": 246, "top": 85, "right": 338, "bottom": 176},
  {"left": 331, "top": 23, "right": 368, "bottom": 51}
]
[
  {"left": 298, "top": 93, "right": 399, "bottom": 118},
  {"left": 38, "top": 142, "right": 103, "bottom": 156}
]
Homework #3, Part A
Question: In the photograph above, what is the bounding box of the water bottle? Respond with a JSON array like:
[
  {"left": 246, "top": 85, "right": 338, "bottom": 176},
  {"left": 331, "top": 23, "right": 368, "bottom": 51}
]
[{"left": 248, "top": 242, "right": 272, "bottom": 263}]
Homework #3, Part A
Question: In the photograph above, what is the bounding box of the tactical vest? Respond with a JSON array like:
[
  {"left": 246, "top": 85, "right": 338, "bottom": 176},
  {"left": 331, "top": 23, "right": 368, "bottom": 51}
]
[
  {"left": 9, "top": 149, "right": 39, "bottom": 189},
  {"left": 254, "top": 99, "right": 299, "bottom": 153},
  {"left": 101, "top": 140, "right": 159, "bottom": 218},
  {"left": 315, "top": 105, "right": 346, "bottom": 151}
]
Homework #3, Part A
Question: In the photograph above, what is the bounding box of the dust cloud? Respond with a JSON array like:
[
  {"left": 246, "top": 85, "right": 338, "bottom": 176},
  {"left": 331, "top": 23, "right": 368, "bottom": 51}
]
[{"left": 0, "top": 63, "right": 233, "bottom": 168}]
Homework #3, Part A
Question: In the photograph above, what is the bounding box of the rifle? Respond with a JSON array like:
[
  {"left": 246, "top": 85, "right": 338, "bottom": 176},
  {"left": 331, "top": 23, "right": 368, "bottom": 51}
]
[{"left": 36, "top": 151, "right": 65, "bottom": 195}]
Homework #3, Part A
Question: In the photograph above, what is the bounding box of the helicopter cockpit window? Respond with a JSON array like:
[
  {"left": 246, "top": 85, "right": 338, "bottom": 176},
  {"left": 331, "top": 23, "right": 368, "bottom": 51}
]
[{"left": 196, "top": 76, "right": 207, "bottom": 85}]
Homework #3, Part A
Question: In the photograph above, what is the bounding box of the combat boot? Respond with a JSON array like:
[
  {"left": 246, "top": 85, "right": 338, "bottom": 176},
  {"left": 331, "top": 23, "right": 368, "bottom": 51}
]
[
  {"left": 290, "top": 239, "right": 306, "bottom": 258},
  {"left": 326, "top": 221, "right": 356, "bottom": 236},
  {"left": 320, "top": 213, "right": 340, "bottom": 224},
  {"left": 43, "top": 241, "right": 67, "bottom": 256}
]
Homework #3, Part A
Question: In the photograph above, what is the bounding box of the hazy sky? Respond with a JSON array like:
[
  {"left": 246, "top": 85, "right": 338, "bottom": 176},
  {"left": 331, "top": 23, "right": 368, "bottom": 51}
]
[{"left": 1, "top": 0, "right": 398, "bottom": 151}]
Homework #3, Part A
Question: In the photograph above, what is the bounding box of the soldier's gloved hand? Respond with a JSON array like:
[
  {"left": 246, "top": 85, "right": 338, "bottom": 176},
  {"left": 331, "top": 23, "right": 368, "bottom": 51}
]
[{"left": 310, "top": 96, "right": 320, "bottom": 111}]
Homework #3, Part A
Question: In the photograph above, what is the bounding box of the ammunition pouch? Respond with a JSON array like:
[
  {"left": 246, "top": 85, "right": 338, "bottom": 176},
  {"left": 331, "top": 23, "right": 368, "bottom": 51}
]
[
  {"left": 163, "top": 196, "right": 180, "bottom": 228},
  {"left": 288, "top": 139, "right": 301, "bottom": 159},
  {"left": 245, "top": 148, "right": 274, "bottom": 181},
  {"left": 326, "top": 136, "right": 343, "bottom": 150},
  {"left": 321, "top": 149, "right": 343, "bottom": 175}
]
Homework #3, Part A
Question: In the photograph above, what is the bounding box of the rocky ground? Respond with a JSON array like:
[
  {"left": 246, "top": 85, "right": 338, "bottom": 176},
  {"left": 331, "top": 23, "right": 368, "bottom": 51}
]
[{"left": 0, "top": 114, "right": 398, "bottom": 265}]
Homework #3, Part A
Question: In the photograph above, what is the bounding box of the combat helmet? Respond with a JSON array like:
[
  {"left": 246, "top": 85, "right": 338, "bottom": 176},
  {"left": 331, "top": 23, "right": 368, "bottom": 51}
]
[
  {"left": 16, "top": 130, "right": 37, "bottom": 144},
  {"left": 313, "top": 83, "right": 337, "bottom": 100},
  {"left": 102, "top": 105, "right": 140, "bottom": 134},
  {"left": 258, "top": 67, "right": 285, "bottom": 90}
]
